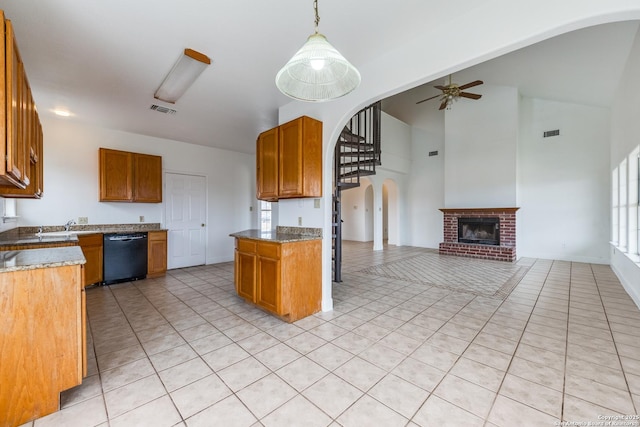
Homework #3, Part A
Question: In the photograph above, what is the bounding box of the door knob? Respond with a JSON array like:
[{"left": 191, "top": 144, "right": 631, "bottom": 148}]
[{"left": 201, "top": 223, "right": 206, "bottom": 227}]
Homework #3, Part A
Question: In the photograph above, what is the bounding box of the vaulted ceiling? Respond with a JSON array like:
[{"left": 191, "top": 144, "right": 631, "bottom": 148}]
[{"left": 2, "top": 1, "right": 638, "bottom": 153}]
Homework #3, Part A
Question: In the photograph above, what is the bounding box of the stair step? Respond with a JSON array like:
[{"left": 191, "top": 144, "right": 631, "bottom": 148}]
[
  {"left": 339, "top": 151, "right": 378, "bottom": 158},
  {"left": 337, "top": 182, "right": 361, "bottom": 189},
  {"left": 340, "top": 159, "right": 377, "bottom": 168},
  {"left": 340, "top": 169, "right": 376, "bottom": 179},
  {"left": 340, "top": 128, "right": 365, "bottom": 143},
  {"left": 340, "top": 141, "right": 375, "bottom": 150}
]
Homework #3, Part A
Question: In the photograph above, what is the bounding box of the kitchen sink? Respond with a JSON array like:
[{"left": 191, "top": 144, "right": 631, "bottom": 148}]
[
  {"left": 38, "top": 230, "right": 98, "bottom": 237},
  {"left": 38, "top": 231, "right": 74, "bottom": 237}
]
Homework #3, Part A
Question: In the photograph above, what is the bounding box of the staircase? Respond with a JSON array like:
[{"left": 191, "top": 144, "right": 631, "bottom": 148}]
[{"left": 332, "top": 101, "right": 382, "bottom": 282}]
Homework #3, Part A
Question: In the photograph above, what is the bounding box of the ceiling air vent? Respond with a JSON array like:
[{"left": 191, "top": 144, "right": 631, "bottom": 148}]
[
  {"left": 543, "top": 129, "right": 560, "bottom": 138},
  {"left": 150, "top": 104, "right": 177, "bottom": 115},
  {"left": 428, "top": 150, "right": 439, "bottom": 157}
]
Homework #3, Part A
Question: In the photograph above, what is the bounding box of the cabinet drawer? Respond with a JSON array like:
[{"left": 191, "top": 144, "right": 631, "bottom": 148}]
[
  {"left": 237, "top": 239, "right": 256, "bottom": 253},
  {"left": 257, "top": 242, "right": 280, "bottom": 259},
  {"left": 78, "top": 233, "right": 102, "bottom": 246}
]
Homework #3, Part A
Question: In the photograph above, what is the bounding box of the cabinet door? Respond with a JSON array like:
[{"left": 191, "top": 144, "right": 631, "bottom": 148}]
[
  {"left": 278, "top": 118, "right": 304, "bottom": 197},
  {"left": 78, "top": 234, "right": 103, "bottom": 286},
  {"left": 256, "top": 254, "right": 281, "bottom": 314},
  {"left": 2, "top": 20, "right": 26, "bottom": 188},
  {"left": 147, "top": 230, "right": 167, "bottom": 277},
  {"left": 256, "top": 242, "right": 287, "bottom": 315},
  {"left": 235, "top": 250, "right": 256, "bottom": 302},
  {"left": 99, "top": 148, "right": 133, "bottom": 201},
  {"left": 134, "top": 153, "right": 162, "bottom": 202},
  {"left": 256, "top": 127, "right": 279, "bottom": 201}
]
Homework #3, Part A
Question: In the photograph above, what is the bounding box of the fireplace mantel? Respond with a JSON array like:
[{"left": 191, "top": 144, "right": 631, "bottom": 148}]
[
  {"left": 439, "top": 207, "right": 520, "bottom": 214},
  {"left": 439, "top": 207, "right": 519, "bottom": 262}
]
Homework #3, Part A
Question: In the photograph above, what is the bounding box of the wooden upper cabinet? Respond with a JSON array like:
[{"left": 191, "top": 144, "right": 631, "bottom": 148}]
[
  {"left": 256, "top": 116, "right": 322, "bottom": 201},
  {"left": 99, "top": 148, "right": 133, "bottom": 201},
  {"left": 0, "top": 13, "right": 45, "bottom": 197},
  {"left": 256, "top": 127, "right": 279, "bottom": 201},
  {"left": 134, "top": 153, "right": 162, "bottom": 202},
  {"left": 99, "top": 148, "right": 162, "bottom": 202},
  {"left": 0, "top": 16, "right": 27, "bottom": 189}
]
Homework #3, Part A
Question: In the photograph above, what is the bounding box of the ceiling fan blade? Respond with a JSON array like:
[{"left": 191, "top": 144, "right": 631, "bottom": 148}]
[
  {"left": 416, "top": 94, "right": 441, "bottom": 104},
  {"left": 459, "top": 92, "right": 482, "bottom": 100},
  {"left": 439, "top": 99, "right": 448, "bottom": 110},
  {"left": 458, "top": 80, "right": 483, "bottom": 90}
]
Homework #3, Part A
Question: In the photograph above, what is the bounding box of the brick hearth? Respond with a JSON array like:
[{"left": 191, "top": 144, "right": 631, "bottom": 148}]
[{"left": 439, "top": 207, "right": 519, "bottom": 262}]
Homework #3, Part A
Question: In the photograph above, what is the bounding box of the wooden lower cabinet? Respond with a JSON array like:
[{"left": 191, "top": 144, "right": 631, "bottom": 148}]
[
  {"left": 235, "top": 241, "right": 257, "bottom": 301},
  {"left": 78, "top": 233, "right": 103, "bottom": 286},
  {"left": 147, "top": 230, "right": 167, "bottom": 277},
  {"left": 233, "top": 237, "right": 321, "bottom": 322},
  {"left": 0, "top": 263, "right": 85, "bottom": 426}
]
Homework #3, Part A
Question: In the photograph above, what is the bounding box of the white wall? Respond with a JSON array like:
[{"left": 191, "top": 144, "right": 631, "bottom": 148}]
[
  {"left": 383, "top": 179, "right": 400, "bottom": 245},
  {"left": 341, "top": 181, "right": 373, "bottom": 242},
  {"left": 611, "top": 27, "right": 640, "bottom": 305},
  {"left": 380, "top": 113, "right": 412, "bottom": 174},
  {"left": 444, "top": 85, "right": 519, "bottom": 208},
  {"left": 518, "top": 97, "right": 610, "bottom": 263},
  {"left": 17, "top": 117, "right": 255, "bottom": 264},
  {"left": 408, "top": 118, "right": 445, "bottom": 249}
]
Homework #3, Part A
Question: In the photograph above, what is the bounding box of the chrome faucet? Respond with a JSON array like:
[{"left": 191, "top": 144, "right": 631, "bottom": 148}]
[
  {"left": 64, "top": 219, "right": 76, "bottom": 231},
  {"left": 36, "top": 225, "right": 43, "bottom": 236}
]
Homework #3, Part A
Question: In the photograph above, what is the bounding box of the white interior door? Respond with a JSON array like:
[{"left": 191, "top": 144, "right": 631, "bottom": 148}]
[{"left": 165, "top": 172, "right": 207, "bottom": 269}]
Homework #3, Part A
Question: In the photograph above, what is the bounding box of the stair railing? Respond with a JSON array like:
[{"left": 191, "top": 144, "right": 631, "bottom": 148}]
[{"left": 332, "top": 101, "right": 382, "bottom": 282}]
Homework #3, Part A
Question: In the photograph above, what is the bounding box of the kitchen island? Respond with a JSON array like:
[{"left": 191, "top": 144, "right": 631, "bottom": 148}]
[
  {"left": 230, "top": 226, "right": 322, "bottom": 322},
  {"left": 0, "top": 246, "right": 86, "bottom": 426}
]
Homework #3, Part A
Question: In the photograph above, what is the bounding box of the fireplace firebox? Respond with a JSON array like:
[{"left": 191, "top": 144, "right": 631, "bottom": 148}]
[{"left": 458, "top": 217, "right": 499, "bottom": 245}]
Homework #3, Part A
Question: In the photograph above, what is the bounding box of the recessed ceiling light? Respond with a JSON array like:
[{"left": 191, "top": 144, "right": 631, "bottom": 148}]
[{"left": 52, "top": 109, "right": 72, "bottom": 117}]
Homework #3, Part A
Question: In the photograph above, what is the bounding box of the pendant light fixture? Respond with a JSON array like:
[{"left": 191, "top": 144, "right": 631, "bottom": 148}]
[{"left": 275, "top": 0, "right": 361, "bottom": 102}]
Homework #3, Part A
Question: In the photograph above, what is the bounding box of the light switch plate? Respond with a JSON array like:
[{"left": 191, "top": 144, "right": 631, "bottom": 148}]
[
  {"left": 314, "top": 199, "right": 320, "bottom": 208},
  {"left": 139, "top": 215, "right": 145, "bottom": 222},
  {"left": 78, "top": 216, "right": 88, "bottom": 224}
]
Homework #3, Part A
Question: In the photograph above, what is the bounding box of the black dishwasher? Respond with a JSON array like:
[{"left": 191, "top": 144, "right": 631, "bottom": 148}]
[{"left": 103, "top": 232, "right": 148, "bottom": 285}]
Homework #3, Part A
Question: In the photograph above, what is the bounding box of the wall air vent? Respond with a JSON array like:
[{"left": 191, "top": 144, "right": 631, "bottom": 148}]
[
  {"left": 428, "top": 150, "right": 439, "bottom": 157},
  {"left": 543, "top": 129, "right": 560, "bottom": 138},
  {"left": 150, "top": 104, "right": 177, "bottom": 115}
]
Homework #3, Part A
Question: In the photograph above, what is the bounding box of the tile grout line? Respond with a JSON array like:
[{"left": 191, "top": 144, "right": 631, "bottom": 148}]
[
  {"left": 480, "top": 257, "right": 555, "bottom": 426},
  {"left": 589, "top": 263, "right": 639, "bottom": 416}
]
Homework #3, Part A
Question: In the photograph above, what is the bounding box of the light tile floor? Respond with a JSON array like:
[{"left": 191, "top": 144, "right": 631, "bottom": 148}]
[{"left": 25, "top": 241, "right": 640, "bottom": 427}]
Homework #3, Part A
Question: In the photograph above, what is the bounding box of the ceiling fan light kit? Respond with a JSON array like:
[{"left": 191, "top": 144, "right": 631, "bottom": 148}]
[
  {"left": 155, "top": 48, "right": 211, "bottom": 104},
  {"left": 276, "top": 0, "right": 361, "bottom": 102}
]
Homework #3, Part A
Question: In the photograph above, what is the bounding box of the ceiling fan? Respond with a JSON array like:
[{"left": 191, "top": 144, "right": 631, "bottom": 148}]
[{"left": 416, "top": 75, "right": 483, "bottom": 110}]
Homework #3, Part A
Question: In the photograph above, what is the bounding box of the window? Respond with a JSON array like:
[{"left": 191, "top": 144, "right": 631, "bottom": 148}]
[
  {"left": 260, "top": 201, "right": 272, "bottom": 232},
  {"left": 620, "top": 158, "right": 628, "bottom": 250},
  {"left": 612, "top": 167, "right": 619, "bottom": 245},
  {"left": 612, "top": 145, "right": 640, "bottom": 260},
  {"left": 629, "top": 147, "right": 639, "bottom": 255}
]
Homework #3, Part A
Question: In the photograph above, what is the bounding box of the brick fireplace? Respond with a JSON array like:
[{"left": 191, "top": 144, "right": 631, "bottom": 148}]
[{"left": 439, "top": 207, "right": 519, "bottom": 262}]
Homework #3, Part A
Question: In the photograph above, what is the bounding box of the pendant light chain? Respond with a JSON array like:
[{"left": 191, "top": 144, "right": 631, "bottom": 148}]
[{"left": 314, "top": 0, "right": 320, "bottom": 34}]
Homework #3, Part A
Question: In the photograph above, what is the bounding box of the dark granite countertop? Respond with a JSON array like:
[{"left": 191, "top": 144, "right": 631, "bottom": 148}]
[
  {"left": 0, "top": 246, "right": 86, "bottom": 273},
  {"left": 230, "top": 226, "right": 322, "bottom": 243}
]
